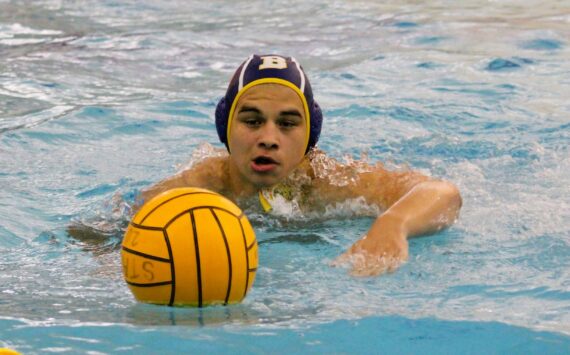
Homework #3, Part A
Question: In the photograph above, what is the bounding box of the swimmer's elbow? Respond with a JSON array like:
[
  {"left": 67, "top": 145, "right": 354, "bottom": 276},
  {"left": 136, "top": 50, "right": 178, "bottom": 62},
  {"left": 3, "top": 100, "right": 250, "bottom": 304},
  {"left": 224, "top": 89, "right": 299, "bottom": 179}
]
[
  {"left": 445, "top": 181, "right": 462, "bottom": 211},
  {"left": 416, "top": 179, "right": 462, "bottom": 219},
  {"left": 434, "top": 180, "right": 463, "bottom": 220}
]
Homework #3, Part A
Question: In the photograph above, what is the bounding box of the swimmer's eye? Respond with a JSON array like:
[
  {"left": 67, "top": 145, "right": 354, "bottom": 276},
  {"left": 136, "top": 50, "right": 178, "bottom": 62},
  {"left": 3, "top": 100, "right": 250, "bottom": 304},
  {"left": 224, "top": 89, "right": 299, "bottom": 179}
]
[
  {"left": 278, "top": 120, "right": 299, "bottom": 129},
  {"left": 239, "top": 117, "right": 263, "bottom": 127}
]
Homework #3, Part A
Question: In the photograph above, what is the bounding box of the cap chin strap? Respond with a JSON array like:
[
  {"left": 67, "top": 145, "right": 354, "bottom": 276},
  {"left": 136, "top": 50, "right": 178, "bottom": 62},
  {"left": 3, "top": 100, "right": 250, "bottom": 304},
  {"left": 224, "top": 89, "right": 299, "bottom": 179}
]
[{"left": 258, "top": 190, "right": 273, "bottom": 212}]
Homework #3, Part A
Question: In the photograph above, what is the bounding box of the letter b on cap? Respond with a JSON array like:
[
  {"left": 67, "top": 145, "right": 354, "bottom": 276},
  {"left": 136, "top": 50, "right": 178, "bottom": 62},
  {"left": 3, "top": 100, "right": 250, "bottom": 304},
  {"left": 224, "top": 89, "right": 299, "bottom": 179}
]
[{"left": 259, "top": 56, "right": 287, "bottom": 70}]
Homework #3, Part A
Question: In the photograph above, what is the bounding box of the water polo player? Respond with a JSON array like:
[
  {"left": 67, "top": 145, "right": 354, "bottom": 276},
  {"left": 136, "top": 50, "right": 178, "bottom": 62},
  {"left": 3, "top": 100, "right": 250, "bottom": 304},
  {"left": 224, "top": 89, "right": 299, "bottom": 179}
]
[{"left": 138, "top": 54, "right": 462, "bottom": 276}]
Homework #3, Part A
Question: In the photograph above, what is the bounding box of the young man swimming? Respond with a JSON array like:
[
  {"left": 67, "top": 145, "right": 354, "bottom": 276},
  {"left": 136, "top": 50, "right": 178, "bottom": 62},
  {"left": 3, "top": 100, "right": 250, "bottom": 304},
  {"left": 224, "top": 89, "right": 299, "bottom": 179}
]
[{"left": 138, "top": 54, "right": 462, "bottom": 276}]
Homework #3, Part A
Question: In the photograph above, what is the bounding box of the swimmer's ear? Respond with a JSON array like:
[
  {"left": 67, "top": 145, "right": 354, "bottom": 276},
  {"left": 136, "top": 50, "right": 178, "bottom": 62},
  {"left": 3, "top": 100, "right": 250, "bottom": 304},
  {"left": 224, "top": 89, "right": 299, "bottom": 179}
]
[{"left": 215, "top": 97, "right": 230, "bottom": 151}]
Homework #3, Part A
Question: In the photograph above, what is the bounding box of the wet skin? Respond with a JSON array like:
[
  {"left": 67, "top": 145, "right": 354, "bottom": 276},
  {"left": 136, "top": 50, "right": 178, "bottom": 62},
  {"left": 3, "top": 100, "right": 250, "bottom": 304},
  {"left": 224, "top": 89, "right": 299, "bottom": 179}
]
[
  {"left": 131, "top": 83, "right": 462, "bottom": 276},
  {"left": 227, "top": 83, "right": 308, "bottom": 196}
]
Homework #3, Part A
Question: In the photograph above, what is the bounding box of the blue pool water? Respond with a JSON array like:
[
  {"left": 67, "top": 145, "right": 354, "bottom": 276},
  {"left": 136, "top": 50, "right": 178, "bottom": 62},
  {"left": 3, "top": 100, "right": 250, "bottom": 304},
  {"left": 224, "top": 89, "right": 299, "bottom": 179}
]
[{"left": 1, "top": 1, "right": 570, "bottom": 353}]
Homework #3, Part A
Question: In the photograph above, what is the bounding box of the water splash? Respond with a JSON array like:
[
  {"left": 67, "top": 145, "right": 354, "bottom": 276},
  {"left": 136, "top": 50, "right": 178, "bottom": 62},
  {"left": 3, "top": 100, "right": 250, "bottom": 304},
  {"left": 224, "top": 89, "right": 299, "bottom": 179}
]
[
  {"left": 175, "top": 142, "right": 228, "bottom": 172},
  {"left": 309, "top": 149, "right": 373, "bottom": 187}
]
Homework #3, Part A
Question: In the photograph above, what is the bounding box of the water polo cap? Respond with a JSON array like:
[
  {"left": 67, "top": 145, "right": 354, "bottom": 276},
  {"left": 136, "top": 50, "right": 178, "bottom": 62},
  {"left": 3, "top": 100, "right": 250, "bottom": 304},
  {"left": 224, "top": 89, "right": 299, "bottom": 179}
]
[{"left": 215, "top": 54, "right": 322, "bottom": 154}]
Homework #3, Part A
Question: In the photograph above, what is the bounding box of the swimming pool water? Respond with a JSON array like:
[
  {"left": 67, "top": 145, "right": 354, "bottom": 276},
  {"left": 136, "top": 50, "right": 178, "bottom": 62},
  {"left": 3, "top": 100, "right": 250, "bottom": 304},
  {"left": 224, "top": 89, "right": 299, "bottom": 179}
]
[{"left": 1, "top": 1, "right": 570, "bottom": 353}]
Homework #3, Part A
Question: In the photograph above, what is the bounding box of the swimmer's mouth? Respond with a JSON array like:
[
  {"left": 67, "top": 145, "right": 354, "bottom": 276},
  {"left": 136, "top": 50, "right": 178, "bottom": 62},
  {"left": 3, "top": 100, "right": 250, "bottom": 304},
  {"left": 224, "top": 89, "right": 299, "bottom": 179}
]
[{"left": 253, "top": 156, "right": 278, "bottom": 165}]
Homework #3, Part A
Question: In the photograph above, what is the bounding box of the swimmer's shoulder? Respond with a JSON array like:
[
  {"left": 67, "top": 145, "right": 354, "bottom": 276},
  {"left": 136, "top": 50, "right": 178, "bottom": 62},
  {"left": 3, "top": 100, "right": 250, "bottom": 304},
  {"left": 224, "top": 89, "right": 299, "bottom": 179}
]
[
  {"left": 181, "top": 155, "right": 229, "bottom": 192},
  {"left": 302, "top": 149, "right": 428, "bottom": 209},
  {"left": 135, "top": 156, "right": 229, "bottom": 212},
  {"left": 298, "top": 149, "right": 359, "bottom": 207}
]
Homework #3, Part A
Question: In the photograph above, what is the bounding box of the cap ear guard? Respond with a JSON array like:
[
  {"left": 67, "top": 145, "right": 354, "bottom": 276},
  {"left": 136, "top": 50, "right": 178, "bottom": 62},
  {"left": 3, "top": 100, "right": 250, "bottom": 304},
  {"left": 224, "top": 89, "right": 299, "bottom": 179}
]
[
  {"left": 215, "top": 97, "right": 229, "bottom": 149},
  {"left": 307, "top": 101, "right": 323, "bottom": 153}
]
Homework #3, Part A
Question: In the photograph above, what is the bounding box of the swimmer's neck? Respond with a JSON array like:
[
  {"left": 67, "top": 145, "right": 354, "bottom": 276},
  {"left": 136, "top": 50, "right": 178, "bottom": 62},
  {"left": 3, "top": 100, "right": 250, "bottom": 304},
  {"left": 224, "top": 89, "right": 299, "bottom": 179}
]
[
  {"left": 224, "top": 155, "right": 311, "bottom": 199},
  {"left": 225, "top": 158, "right": 271, "bottom": 198}
]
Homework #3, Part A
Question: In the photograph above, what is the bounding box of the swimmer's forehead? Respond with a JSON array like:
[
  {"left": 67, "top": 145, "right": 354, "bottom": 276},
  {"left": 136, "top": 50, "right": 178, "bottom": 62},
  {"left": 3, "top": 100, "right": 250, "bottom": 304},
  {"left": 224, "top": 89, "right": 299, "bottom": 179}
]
[{"left": 235, "top": 83, "right": 306, "bottom": 116}]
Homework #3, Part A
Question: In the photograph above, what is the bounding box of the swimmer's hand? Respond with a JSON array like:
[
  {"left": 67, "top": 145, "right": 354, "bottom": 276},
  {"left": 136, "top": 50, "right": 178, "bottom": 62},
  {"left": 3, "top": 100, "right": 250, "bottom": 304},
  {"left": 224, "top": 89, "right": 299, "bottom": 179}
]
[{"left": 332, "top": 213, "right": 408, "bottom": 277}]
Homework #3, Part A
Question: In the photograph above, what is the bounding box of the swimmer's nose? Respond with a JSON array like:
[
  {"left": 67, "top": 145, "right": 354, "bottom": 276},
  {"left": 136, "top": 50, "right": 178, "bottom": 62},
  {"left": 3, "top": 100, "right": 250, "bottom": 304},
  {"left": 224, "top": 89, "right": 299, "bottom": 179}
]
[{"left": 258, "top": 123, "right": 279, "bottom": 150}]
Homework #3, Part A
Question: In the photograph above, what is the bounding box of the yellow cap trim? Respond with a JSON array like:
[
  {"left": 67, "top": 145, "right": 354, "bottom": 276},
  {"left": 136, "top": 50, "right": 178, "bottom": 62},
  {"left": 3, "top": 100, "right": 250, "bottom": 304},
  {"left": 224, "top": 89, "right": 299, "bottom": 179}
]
[
  {"left": 226, "top": 78, "right": 311, "bottom": 153},
  {"left": 258, "top": 190, "right": 273, "bottom": 212}
]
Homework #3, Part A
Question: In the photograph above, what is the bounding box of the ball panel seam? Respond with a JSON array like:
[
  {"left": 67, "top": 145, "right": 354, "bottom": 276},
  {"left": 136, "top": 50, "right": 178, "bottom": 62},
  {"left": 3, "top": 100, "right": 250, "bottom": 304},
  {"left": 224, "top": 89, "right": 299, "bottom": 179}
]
[
  {"left": 163, "top": 206, "right": 240, "bottom": 230},
  {"left": 163, "top": 229, "right": 177, "bottom": 307},
  {"left": 126, "top": 280, "right": 173, "bottom": 287},
  {"left": 237, "top": 216, "right": 251, "bottom": 300},
  {"left": 138, "top": 191, "right": 219, "bottom": 224},
  {"left": 210, "top": 208, "right": 233, "bottom": 306},
  {"left": 189, "top": 210, "right": 203, "bottom": 308},
  {"left": 122, "top": 246, "right": 172, "bottom": 263}
]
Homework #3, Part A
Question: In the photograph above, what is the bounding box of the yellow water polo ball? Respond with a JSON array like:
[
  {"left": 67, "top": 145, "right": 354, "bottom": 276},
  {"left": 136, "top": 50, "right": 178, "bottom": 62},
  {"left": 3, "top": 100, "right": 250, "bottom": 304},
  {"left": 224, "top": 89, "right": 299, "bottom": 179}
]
[
  {"left": 0, "top": 349, "right": 21, "bottom": 355},
  {"left": 121, "top": 187, "right": 258, "bottom": 307}
]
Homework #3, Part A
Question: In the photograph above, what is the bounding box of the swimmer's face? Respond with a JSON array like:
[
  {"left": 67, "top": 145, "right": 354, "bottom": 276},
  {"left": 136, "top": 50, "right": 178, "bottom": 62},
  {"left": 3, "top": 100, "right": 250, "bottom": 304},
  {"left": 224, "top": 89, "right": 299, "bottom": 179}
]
[{"left": 228, "top": 83, "right": 308, "bottom": 191}]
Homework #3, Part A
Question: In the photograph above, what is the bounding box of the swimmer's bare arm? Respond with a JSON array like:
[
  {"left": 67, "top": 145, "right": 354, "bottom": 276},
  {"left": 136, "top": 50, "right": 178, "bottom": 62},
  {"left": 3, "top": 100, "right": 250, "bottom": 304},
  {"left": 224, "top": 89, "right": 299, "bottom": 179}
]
[
  {"left": 332, "top": 165, "right": 462, "bottom": 276},
  {"left": 134, "top": 157, "right": 228, "bottom": 211}
]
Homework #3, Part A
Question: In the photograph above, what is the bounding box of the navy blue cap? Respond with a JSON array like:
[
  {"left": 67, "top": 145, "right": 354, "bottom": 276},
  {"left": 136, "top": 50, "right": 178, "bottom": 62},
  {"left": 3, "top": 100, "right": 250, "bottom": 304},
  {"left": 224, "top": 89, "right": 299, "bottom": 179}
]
[{"left": 215, "top": 54, "right": 322, "bottom": 154}]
